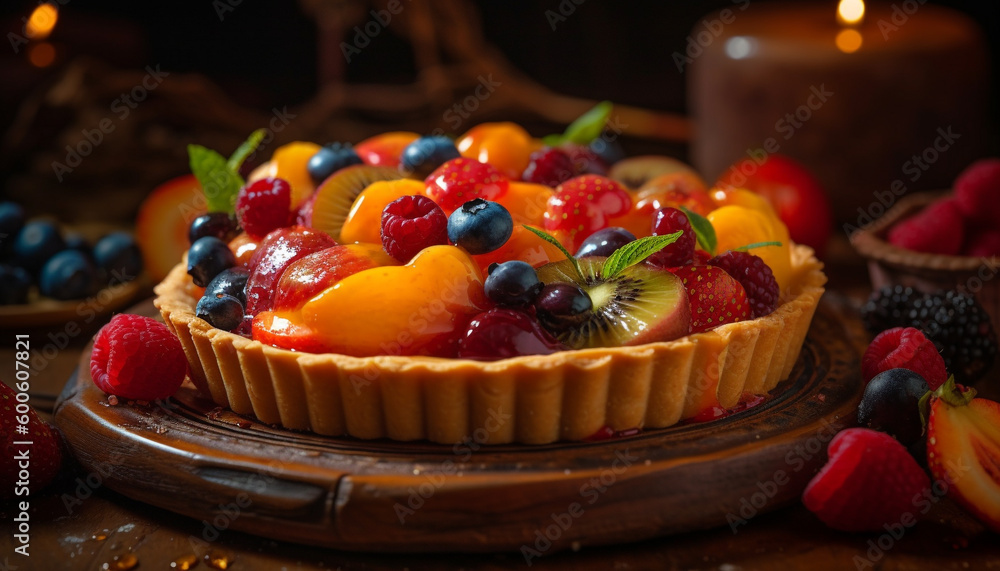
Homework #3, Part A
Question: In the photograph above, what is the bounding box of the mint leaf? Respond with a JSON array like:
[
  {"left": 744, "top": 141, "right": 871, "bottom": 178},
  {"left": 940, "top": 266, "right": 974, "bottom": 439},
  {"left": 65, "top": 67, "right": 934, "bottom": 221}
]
[
  {"left": 680, "top": 206, "right": 716, "bottom": 256},
  {"left": 227, "top": 128, "right": 267, "bottom": 172},
  {"left": 522, "top": 225, "right": 584, "bottom": 280},
  {"left": 543, "top": 100, "right": 613, "bottom": 147},
  {"left": 600, "top": 232, "right": 682, "bottom": 280},
  {"left": 188, "top": 144, "right": 244, "bottom": 213},
  {"left": 735, "top": 241, "right": 783, "bottom": 252}
]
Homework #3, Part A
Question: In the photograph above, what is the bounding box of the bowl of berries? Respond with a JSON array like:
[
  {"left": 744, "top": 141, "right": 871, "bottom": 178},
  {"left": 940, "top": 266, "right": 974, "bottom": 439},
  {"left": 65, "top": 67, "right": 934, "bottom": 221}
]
[
  {"left": 0, "top": 202, "right": 146, "bottom": 328},
  {"left": 850, "top": 159, "right": 1000, "bottom": 384}
]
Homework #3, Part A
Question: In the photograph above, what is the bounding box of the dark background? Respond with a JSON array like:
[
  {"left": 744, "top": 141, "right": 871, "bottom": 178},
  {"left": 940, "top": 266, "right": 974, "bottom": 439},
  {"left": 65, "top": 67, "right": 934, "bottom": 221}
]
[{"left": 2, "top": 0, "right": 997, "bottom": 130}]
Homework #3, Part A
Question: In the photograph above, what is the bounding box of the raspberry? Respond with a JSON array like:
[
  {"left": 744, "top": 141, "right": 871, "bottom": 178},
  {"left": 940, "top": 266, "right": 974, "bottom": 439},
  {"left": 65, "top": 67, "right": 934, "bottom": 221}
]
[
  {"left": 90, "top": 314, "right": 188, "bottom": 400},
  {"left": 803, "top": 428, "right": 930, "bottom": 532},
  {"left": 235, "top": 177, "right": 293, "bottom": 239},
  {"left": 522, "top": 148, "right": 575, "bottom": 187},
  {"left": 862, "top": 327, "right": 948, "bottom": 389},
  {"left": 381, "top": 195, "right": 448, "bottom": 262},
  {"left": 424, "top": 158, "right": 509, "bottom": 212},
  {"left": 887, "top": 197, "right": 964, "bottom": 255},
  {"left": 953, "top": 158, "right": 1000, "bottom": 225},
  {"left": 707, "top": 250, "right": 780, "bottom": 318},
  {"left": 646, "top": 207, "right": 696, "bottom": 268}
]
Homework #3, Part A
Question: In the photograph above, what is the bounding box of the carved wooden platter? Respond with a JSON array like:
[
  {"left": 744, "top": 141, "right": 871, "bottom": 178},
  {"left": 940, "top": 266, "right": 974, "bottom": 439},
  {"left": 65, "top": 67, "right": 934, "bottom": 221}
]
[{"left": 54, "top": 299, "right": 863, "bottom": 553}]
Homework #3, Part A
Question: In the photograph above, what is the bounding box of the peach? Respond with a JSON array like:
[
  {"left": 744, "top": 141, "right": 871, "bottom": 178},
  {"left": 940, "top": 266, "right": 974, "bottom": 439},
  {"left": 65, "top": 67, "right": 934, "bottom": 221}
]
[{"left": 338, "top": 179, "right": 426, "bottom": 244}]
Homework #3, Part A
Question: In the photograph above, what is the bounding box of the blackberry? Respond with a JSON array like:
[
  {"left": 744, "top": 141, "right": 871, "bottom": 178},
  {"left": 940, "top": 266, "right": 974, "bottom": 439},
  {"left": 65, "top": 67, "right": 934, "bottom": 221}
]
[
  {"left": 861, "top": 285, "right": 920, "bottom": 333},
  {"left": 907, "top": 291, "right": 996, "bottom": 384}
]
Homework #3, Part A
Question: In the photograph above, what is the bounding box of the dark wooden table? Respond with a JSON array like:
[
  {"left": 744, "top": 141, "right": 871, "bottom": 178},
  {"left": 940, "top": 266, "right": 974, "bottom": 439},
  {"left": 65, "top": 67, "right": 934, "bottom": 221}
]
[{"left": 3, "top": 237, "right": 999, "bottom": 570}]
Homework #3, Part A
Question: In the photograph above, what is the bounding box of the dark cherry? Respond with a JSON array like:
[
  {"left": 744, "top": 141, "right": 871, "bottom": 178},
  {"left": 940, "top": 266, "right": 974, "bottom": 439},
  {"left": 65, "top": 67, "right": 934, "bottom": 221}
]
[
  {"left": 857, "top": 368, "right": 930, "bottom": 446},
  {"left": 574, "top": 227, "right": 636, "bottom": 258},
  {"left": 457, "top": 308, "right": 566, "bottom": 361},
  {"left": 189, "top": 212, "right": 240, "bottom": 245},
  {"left": 534, "top": 282, "right": 593, "bottom": 331}
]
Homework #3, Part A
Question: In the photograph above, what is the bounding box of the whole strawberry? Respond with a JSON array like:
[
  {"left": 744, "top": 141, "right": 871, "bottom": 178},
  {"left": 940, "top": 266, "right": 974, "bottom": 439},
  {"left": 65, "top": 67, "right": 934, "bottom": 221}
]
[
  {"left": 671, "top": 265, "right": 750, "bottom": 334},
  {"left": 1, "top": 383, "right": 63, "bottom": 500},
  {"left": 887, "top": 197, "right": 964, "bottom": 255},
  {"left": 953, "top": 158, "right": 1000, "bottom": 226},
  {"left": 708, "top": 250, "right": 780, "bottom": 318},
  {"left": 803, "top": 428, "right": 930, "bottom": 532},
  {"left": 543, "top": 175, "right": 632, "bottom": 250},
  {"left": 90, "top": 314, "right": 189, "bottom": 400}
]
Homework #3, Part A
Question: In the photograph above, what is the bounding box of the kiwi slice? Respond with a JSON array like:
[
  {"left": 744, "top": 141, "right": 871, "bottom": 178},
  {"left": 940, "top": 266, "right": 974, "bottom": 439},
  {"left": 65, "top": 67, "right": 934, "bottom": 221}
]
[
  {"left": 535, "top": 257, "right": 690, "bottom": 349},
  {"left": 608, "top": 155, "right": 695, "bottom": 189},
  {"left": 310, "top": 165, "right": 403, "bottom": 239}
]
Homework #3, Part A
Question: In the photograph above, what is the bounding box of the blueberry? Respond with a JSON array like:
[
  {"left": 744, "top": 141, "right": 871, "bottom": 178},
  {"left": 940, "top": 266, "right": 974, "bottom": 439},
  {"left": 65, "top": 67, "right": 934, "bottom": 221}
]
[
  {"left": 575, "top": 227, "right": 636, "bottom": 258},
  {"left": 39, "top": 250, "right": 98, "bottom": 300},
  {"left": 93, "top": 231, "right": 143, "bottom": 283},
  {"left": 400, "top": 136, "right": 460, "bottom": 178},
  {"left": 205, "top": 267, "right": 250, "bottom": 306},
  {"left": 196, "top": 293, "right": 244, "bottom": 331},
  {"left": 588, "top": 137, "right": 625, "bottom": 166},
  {"left": 307, "top": 143, "right": 364, "bottom": 184},
  {"left": 13, "top": 220, "right": 65, "bottom": 276},
  {"left": 858, "top": 368, "right": 930, "bottom": 446},
  {"left": 0, "top": 264, "right": 32, "bottom": 305},
  {"left": 446, "top": 199, "right": 513, "bottom": 255},
  {"left": 64, "top": 231, "right": 91, "bottom": 256},
  {"left": 187, "top": 236, "right": 236, "bottom": 287},
  {"left": 485, "top": 261, "right": 543, "bottom": 307},
  {"left": 0, "top": 202, "right": 26, "bottom": 257},
  {"left": 188, "top": 212, "right": 240, "bottom": 245},
  {"left": 534, "top": 282, "right": 593, "bottom": 331}
]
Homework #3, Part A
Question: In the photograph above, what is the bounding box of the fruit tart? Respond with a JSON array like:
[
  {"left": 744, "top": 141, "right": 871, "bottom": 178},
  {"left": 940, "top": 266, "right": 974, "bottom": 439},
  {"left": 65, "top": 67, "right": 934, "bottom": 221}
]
[{"left": 154, "top": 108, "right": 826, "bottom": 444}]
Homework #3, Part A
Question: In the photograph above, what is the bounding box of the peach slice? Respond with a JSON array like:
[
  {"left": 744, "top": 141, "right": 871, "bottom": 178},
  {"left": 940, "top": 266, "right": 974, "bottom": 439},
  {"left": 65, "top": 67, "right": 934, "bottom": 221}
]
[
  {"left": 300, "top": 245, "right": 487, "bottom": 357},
  {"left": 338, "top": 179, "right": 426, "bottom": 244},
  {"left": 135, "top": 174, "right": 205, "bottom": 282},
  {"left": 273, "top": 243, "right": 397, "bottom": 311},
  {"left": 497, "top": 181, "right": 552, "bottom": 225},
  {"left": 248, "top": 142, "right": 321, "bottom": 210}
]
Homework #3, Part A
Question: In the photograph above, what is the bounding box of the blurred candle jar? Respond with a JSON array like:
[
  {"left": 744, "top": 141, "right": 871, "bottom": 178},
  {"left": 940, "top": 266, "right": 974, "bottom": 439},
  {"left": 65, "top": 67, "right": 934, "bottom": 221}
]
[{"left": 689, "top": 1, "right": 989, "bottom": 226}]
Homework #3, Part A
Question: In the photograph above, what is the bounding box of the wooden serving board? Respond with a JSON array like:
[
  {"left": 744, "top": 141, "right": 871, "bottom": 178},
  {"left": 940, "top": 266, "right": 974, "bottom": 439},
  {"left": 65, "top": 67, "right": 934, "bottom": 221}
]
[{"left": 54, "top": 299, "right": 864, "bottom": 554}]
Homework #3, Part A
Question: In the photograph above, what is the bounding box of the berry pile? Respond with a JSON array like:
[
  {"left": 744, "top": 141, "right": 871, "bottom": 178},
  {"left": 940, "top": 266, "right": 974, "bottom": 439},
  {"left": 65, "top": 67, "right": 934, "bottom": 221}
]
[
  {"left": 803, "top": 317, "right": 1000, "bottom": 534},
  {"left": 0, "top": 201, "right": 143, "bottom": 304},
  {"left": 862, "top": 286, "right": 997, "bottom": 383},
  {"left": 161, "top": 109, "right": 796, "bottom": 362},
  {"left": 888, "top": 157, "right": 1000, "bottom": 256}
]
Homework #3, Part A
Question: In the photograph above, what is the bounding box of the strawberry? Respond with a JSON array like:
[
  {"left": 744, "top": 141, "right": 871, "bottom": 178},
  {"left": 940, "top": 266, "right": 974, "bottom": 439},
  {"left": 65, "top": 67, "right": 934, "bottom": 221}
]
[
  {"left": 543, "top": 175, "right": 632, "bottom": 250},
  {"left": 887, "top": 197, "right": 964, "bottom": 255},
  {"left": 803, "top": 428, "right": 930, "bottom": 532},
  {"left": 963, "top": 225, "right": 1000, "bottom": 258},
  {"left": 861, "top": 327, "right": 948, "bottom": 389},
  {"left": 953, "top": 158, "right": 1000, "bottom": 226},
  {"left": 670, "top": 265, "right": 750, "bottom": 334},
  {"left": 424, "top": 157, "right": 509, "bottom": 213},
  {"left": 1, "top": 382, "right": 63, "bottom": 499},
  {"left": 926, "top": 378, "right": 1000, "bottom": 533}
]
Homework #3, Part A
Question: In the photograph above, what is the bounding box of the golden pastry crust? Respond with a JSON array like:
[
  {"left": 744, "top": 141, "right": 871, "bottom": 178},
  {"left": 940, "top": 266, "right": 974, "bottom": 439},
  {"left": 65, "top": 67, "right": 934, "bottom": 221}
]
[{"left": 154, "top": 245, "right": 825, "bottom": 444}]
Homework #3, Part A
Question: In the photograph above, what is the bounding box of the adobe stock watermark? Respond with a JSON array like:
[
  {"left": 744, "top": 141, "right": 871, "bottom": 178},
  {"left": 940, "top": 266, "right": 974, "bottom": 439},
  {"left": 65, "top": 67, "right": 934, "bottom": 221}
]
[
  {"left": 842, "top": 126, "right": 961, "bottom": 236},
  {"left": 51, "top": 65, "right": 170, "bottom": 182},
  {"left": 877, "top": 0, "right": 929, "bottom": 40},
  {"left": 340, "top": 0, "right": 412, "bottom": 63},
  {"left": 442, "top": 74, "right": 502, "bottom": 130},
  {"left": 545, "top": 0, "right": 587, "bottom": 31},
  {"left": 673, "top": 0, "right": 751, "bottom": 73},
  {"left": 853, "top": 459, "right": 972, "bottom": 570},
  {"left": 393, "top": 407, "right": 512, "bottom": 524},
  {"left": 520, "top": 448, "right": 639, "bottom": 565},
  {"left": 727, "top": 417, "right": 842, "bottom": 533},
  {"left": 718, "top": 84, "right": 834, "bottom": 188}
]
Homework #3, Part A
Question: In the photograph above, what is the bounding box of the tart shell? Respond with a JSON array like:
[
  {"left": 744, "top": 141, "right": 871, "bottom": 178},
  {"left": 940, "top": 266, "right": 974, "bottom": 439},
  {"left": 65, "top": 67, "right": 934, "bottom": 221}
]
[{"left": 154, "top": 245, "right": 826, "bottom": 444}]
